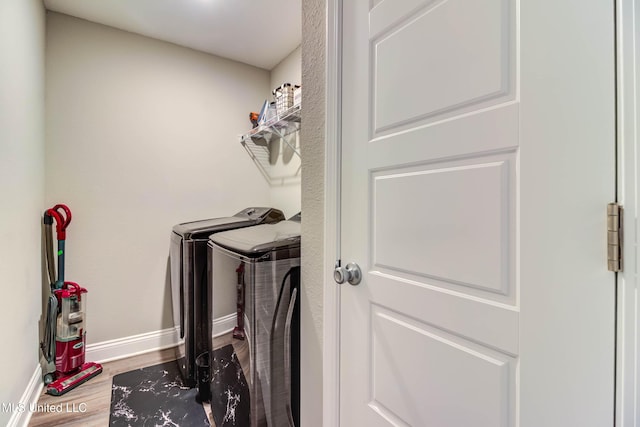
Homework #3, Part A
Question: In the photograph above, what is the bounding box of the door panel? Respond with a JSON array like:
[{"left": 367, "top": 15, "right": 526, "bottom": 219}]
[
  {"left": 372, "top": 0, "right": 511, "bottom": 135},
  {"left": 340, "top": 0, "right": 615, "bottom": 425},
  {"left": 369, "top": 0, "right": 515, "bottom": 139},
  {"left": 370, "top": 305, "right": 515, "bottom": 427},
  {"left": 368, "top": 272, "right": 519, "bottom": 355},
  {"left": 372, "top": 153, "right": 515, "bottom": 298}
]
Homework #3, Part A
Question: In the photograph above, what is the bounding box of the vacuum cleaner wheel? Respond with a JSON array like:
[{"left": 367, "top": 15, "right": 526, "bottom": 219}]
[{"left": 43, "top": 373, "right": 55, "bottom": 385}]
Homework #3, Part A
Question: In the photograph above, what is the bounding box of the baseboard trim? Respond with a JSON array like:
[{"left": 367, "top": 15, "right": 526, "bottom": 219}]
[
  {"left": 85, "top": 327, "right": 178, "bottom": 364},
  {"left": 86, "top": 313, "right": 237, "bottom": 364},
  {"left": 7, "top": 364, "right": 44, "bottom": 427},
  {"left": 212, "top": 313, "right": 236, "bottom": 338},
  {"left": 8, "top": 315, "right": 237, "bottom": 426}
]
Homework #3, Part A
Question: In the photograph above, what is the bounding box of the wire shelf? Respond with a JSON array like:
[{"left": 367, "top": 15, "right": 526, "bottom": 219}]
[{"left": 240, "top": 104, "right": 301, "bottom": 185}]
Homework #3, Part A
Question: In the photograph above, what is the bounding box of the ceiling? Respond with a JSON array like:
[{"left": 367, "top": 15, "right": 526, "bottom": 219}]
[{"left": 43, "top": 0, "right": 301, "bottom": 70}]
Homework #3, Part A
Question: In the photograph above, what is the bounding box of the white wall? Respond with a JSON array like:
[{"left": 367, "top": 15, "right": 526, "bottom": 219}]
[
  {"left": 45, "top": 13, "right": 272, "bottom": 344},
  {"left": 268, "top": 46, "right": 302, "bottom": 218},
  {"left": 301, "top": 3, "right": 325, "bottom": 426},
  {"left": 0, "top": 0, "right": 45, "bottom": 424},
  {"left": 270, "top": 46, "right": 302, "bottom": 92}
]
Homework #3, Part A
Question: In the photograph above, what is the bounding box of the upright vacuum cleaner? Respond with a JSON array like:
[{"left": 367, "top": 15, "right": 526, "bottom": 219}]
[{"left": 41, "top": 204, "right": 102, "bottom": 396}]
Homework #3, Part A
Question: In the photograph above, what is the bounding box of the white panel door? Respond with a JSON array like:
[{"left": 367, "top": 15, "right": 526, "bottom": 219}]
[{"left": 339, "top": 0, "right": 616, "bottom": 426}]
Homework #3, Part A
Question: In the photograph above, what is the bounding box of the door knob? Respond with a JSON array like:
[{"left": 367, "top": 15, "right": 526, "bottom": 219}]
[{"left": 334, "top": 262, "right": 362, "bottom": 285}]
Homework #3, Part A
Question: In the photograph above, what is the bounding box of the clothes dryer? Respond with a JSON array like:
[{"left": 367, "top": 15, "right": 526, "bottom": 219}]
[
  {"left": 208, "top": 216, "right": 301, "bottom": 426},
  {"left": 169, "top": 207, "right": 284, "bottom": 386}
]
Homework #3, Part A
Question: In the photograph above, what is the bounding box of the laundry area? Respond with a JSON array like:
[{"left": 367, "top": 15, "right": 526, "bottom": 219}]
[
  {"left": 2, "top": 0, "right": 304, "bottom": 425},
  {"left": 170, "top": 207, "right": 301, "bottom": 425},
  {"left": 7, "top": 0, "right": 636, "bottom": 425}
]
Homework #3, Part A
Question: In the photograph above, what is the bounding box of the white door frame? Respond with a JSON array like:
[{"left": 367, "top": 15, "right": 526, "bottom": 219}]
[
  {"left": 322, "top": 0, "right": 342, "bottom": 425},
  {"left": 616, "top": 0, "right": 640, "bottom": 425},
  {"left": 322, "top": 0, "right": 637, "bottom": 426}
]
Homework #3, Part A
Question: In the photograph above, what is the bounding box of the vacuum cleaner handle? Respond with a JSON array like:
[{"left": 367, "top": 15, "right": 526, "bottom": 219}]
[
  {"left": 44, "top": 204, "right": 72, "bottom": 288},
  {"left": 53, "top": 204, "right": 72, "bottom": 228},
  {"left": 48, "top": 204, "right": 71, "bottom": 240},
  {"left": 46, "top": 209, "right": 67, "bottom": 240},
  {"left": 43, "top": 213, "right": 57, "bottom": 287}
]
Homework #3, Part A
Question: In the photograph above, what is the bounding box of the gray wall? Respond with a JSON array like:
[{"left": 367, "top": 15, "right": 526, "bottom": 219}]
[
  {"left": 270, "top": 45, "right": 302, "bottom": 91},
  {"left": 0, "top": 8, "right": 308, "bottom": 423},
  {"left": 45, "top": 13, "right": 273, "bottom": 344},
  {"left": 269, "top": 45, "right": 302, "bottom": 218},
  {"left": 301, "top": 0, "right": 326, "bottom": 425},
  {"left": 0, "top": 0, "right": 45, "bottom": 424}
]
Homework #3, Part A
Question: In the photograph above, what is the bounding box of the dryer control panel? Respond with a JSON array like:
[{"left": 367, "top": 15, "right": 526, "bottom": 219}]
[{"left": 234, "top": 207, "right": 285, "bottom": 224}]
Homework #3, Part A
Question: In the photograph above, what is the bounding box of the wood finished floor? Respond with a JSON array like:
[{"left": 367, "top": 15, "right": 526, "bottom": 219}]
[{"left": 28, "top": 333, "right": 246, "bottom": 427}]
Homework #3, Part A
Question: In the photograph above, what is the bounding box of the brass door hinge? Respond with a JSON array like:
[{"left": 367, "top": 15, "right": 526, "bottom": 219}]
[{"left": 608, "top": 203, "right": 623, "bottom": 272}]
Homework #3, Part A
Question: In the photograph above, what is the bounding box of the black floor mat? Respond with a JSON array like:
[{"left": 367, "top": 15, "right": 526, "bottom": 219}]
[
  {"left": 109, "top": 344, "right": 249, "bottom": 427},
  {"left": 109, "top": 359, "right": 209, "bottom": 426},
  {"left": 210, "top": 344, "right": 250, "bottom": 427}
]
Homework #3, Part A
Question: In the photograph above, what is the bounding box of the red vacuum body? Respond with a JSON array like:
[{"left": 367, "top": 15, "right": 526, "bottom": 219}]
[{"left": 42, "top": 204, "right": 102, "bottom": 396}]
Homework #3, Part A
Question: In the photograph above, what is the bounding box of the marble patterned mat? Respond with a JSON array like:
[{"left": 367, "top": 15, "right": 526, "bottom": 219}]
[
  {"left": 109, "top": 345, "right": 249, "bottom": 427},
  {"left": 210, "top": 344, "right": 250, "bottom": 427},
  {"left": 109, "top": 360, "right": 209, "bottom": 426}
]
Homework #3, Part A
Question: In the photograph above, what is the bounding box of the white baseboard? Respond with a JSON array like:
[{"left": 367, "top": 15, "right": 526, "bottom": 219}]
[
  {"left": 85, "top": 327, "right": 179, "bottom": 364},
  {"left": 212, "top": 313, "right": 236, "bottom": 338},
  {"left": 7, "top": 364, "right": 44, "bottom": 427},
  {"left": 8, "top": 315, "right": 237, "bottom": 427},
  {"left": 86, "top": 313, "right": 237, "bottom": 364}
]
